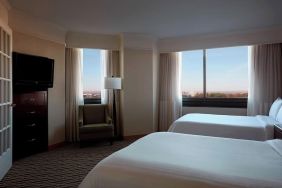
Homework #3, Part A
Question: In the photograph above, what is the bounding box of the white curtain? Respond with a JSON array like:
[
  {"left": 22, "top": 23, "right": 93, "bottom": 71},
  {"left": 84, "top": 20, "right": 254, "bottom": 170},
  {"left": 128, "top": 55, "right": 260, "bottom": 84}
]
[
  {"left": 65, "top": 48, "right": 84, "bottom": 142},
  {"left": 101, "top": 50, "right": 108, "bottom": 104},
  {"left": 158, "top": 52, "right": 182, "bottom": 131},
  {"left": 247, "top": 43, "right": 282, "bottom": 116},
  {"left": 101, "top": 50, "right": 122, "bottom": 137}
]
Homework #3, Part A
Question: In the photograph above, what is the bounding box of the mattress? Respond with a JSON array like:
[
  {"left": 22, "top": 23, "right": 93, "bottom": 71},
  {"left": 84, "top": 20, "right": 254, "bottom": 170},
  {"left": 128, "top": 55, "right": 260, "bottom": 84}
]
[
  {"left": 79, "top": 132, "right": 282, "bottom": 188},
  {"left": 168, "top": 113, "right": 278, "bottom": 141}
]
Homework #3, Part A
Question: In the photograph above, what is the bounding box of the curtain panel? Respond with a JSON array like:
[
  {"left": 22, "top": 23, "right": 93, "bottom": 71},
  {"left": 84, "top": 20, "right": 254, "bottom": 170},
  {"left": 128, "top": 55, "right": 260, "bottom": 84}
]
[
  {"left": 101, "top": 50, "right": 123, "bottom": 138},
  {"left": 247, "top": 43, "right": 282, "bottom": 116},
  {"left": 65, "top": 48, "right": 83, "bottom": 142},
  {"left": 158, "top": 52, "right": 182, "bottom": 131}
]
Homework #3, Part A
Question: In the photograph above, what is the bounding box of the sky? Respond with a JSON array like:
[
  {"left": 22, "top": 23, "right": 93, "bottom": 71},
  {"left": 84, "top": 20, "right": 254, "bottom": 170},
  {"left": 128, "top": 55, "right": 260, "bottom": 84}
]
[
  {"left": 181, "top": 46, "right": 248, "bottom": 92},
  {"left": 82, "top": 46, "right": 249, "bottom": 93},
  {"left": 82, "top": 49, "right": 101, "bottom": 91}
]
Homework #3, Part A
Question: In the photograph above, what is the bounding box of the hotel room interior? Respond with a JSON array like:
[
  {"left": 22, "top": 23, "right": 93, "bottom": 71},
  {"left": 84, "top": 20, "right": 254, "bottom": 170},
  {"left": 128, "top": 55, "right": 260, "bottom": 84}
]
[{"left": 0, "top": 0, "right": 282, "bottom": 187}]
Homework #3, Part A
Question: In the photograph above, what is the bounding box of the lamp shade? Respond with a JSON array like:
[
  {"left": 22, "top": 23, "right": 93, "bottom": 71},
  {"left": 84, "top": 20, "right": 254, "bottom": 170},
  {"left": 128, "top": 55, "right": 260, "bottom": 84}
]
[{"left": 104, "top": 77, "right": 122, "bottom": 90}]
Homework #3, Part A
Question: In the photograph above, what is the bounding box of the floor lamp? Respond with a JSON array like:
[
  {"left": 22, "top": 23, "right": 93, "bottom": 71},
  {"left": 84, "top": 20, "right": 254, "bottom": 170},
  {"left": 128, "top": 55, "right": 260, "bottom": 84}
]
[{"left": 104, "top": 77, "right": 122, "bottom": 137}]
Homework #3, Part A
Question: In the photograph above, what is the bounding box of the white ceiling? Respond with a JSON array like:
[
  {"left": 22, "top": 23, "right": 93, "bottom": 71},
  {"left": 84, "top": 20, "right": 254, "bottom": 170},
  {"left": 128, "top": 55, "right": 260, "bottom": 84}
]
[{"left": 8, "top": 0, "right": 282, "bottom": 38}]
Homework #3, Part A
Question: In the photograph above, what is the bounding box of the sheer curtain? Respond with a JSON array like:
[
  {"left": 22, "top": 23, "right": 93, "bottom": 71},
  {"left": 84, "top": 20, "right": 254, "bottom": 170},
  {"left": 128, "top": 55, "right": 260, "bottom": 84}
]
[
  {"left": 101, "top": 50, "right": 108, "bottom": 104},
  {"left": 158, "top": 52, "right": 182, "bottom": 131},
  {"left": 65, "top": 48, "right": 84, "bottom": 142},
  {"left": 101, "top": 50, "right": 123, "bottom": 138},
  {"left": 247, "top": 43, "right": 282, "bottom": 116}
]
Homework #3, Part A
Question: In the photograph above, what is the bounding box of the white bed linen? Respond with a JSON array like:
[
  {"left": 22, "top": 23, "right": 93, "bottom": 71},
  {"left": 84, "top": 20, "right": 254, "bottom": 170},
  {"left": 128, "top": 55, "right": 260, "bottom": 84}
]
[
  {"left": 168, "top": 113, "right": 277, "bottom": 140},
  {"left": 80, "top": 132, "right": 282, "bottom": 188}
]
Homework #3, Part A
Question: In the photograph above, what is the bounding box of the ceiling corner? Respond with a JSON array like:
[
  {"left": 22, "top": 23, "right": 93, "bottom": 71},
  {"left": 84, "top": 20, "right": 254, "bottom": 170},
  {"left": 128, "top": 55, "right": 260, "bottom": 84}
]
[{"left": 1, "top": 0, "right": 11, "bottom": 10}]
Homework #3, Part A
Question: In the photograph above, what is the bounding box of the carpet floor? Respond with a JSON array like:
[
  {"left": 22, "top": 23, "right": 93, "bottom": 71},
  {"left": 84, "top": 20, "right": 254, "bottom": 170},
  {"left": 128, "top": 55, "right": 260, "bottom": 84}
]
[{"left": 0, "top": 140, "right": 133, "bottom": 188}]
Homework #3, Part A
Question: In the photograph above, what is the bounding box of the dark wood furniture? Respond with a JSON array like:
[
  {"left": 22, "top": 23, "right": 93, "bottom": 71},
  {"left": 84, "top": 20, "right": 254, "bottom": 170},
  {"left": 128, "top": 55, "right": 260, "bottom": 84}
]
[
  {"left": 13, "top": 90, "right": 48, "bottom": 160},
  {"left": 274, "top": 124, "right": 282, "bottom": 139}
]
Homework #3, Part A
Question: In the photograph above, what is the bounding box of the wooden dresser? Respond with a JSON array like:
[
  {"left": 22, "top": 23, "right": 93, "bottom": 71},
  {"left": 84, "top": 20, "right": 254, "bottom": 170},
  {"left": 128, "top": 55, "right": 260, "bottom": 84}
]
[{"left": 13, "top": 90, "right": 48, "bottom": 160}]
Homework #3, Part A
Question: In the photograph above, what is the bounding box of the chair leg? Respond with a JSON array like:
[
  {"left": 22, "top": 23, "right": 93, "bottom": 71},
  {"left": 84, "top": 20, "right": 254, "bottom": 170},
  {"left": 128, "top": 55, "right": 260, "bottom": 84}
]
[{"left": 110, "top": 138, "right": 113, "bottom": 146}]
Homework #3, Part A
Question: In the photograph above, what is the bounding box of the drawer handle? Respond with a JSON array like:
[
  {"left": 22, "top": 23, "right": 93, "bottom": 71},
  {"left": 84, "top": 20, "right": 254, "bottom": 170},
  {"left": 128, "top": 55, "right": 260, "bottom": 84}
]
[
  {"left": 27, "top": 138, "right": 36, "bottom": 142},
  {"left": 26, "top": 123, "right": 36, "bottom": 127},
  {"left": 27, "top": 111, "right": 36, "bottom": 114},
  {"left": 10, "top": 104, "right": 16, "bottom": 108}
]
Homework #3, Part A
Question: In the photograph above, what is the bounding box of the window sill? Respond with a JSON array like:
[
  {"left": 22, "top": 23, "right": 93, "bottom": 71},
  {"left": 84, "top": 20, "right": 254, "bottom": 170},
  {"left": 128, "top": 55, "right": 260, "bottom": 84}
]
[
  {"left": 182, "top": 98, "right": 247, "bottom": 108},
  {"left": 84, "top": 98, "right": 101, "bottom": 104}
]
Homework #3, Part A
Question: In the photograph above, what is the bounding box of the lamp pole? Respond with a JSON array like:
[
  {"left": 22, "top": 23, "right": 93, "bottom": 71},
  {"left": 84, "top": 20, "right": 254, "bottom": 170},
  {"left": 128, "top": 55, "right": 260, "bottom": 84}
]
[
  {"left": 104, "top": 76, "right": 121, "bottom": 139},
  {"left": 112, "top": 89, "right": 117, "bottom": 137}
]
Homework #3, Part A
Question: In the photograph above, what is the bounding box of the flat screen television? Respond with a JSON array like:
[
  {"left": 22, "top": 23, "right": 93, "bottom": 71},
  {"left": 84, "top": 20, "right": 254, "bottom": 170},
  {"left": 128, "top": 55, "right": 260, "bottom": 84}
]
[{"left": 13, "top": 52, "right": 54, "bottom": 88}]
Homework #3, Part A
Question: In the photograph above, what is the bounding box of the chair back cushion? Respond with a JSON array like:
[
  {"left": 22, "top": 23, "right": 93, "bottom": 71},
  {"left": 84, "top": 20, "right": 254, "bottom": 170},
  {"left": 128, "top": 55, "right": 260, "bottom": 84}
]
[{"left": 83, "top": 104, "right": 106, "bottom": 124}]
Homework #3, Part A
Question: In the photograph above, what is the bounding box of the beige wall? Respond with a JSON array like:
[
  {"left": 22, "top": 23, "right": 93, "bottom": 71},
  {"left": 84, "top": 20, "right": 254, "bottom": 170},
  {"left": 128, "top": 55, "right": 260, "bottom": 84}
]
[
  {"left": 66, "top": 31, "right": 120, "bottom": 50},
  {"left": 9, "top": 9, "right": 66, "bottom": 44},
  {"left": 0, "top": 1, "right": 8, "bottom": 24},
  {"left": 119, "top": 34, "right": 159, "bottom": 136},
  {"left": 122, "top": 48, "right": 155, "bottom": 136},
  {"left": 13, "top": 31, "right": 66, "bottom": 146}
]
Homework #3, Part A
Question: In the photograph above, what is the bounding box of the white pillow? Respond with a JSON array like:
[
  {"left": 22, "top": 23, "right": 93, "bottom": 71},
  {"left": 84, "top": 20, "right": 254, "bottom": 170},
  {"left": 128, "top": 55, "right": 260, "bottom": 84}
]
[
  {"left": 269, "top": 98, "right": 282, "bottom": 119},
  {"left": 276, "top": 106, "right": 282, "bottom": 123}
]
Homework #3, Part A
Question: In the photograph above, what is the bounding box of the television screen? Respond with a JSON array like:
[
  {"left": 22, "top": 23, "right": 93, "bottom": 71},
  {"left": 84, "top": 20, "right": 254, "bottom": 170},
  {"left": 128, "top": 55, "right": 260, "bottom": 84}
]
[{"left": 13, "top": 52, "right": 54, "bottom": 88}]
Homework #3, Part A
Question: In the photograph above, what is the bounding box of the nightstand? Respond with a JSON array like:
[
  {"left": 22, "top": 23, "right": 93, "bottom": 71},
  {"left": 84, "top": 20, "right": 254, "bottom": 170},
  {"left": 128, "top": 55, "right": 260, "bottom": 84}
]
[{"left": 274, "top": 124, "right": 282, "bottom": 139}]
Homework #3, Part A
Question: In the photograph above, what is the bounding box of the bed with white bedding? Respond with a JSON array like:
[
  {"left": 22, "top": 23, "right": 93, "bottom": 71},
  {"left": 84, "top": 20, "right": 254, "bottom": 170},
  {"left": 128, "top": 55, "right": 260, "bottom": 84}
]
[
  {"left": 168, "top": 113, "right": 278, "bottom": 141},
  {"left": 80, "top": 132, "right": 282, "bottom": 188}
]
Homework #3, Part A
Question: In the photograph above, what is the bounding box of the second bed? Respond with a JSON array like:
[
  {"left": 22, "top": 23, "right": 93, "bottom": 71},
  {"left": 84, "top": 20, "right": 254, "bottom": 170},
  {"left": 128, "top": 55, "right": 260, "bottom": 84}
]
[{"left": 168, "top": 113, "right": 279, "bottom": 141}]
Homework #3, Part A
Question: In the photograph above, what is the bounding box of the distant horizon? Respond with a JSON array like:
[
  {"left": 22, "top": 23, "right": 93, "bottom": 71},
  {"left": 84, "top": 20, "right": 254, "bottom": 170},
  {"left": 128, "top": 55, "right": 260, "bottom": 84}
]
[{"left": 82, "top": 46, "right": 249, "bottom": 99}]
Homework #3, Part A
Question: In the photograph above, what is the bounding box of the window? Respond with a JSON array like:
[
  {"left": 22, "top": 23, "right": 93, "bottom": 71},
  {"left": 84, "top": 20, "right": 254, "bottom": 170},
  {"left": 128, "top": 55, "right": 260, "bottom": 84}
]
[
  {"left": 82, "top": 49, "right": 102, "bottom": 104},
  {"left": 182, "top": 50, "right": 204, "bottom": 98},
  {"left": 181, "top": 46, "right": 248, "bottom": 107}
]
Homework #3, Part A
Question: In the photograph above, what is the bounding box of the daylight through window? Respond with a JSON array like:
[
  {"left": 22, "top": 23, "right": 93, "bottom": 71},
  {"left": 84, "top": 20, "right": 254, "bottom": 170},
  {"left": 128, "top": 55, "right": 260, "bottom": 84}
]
[
  {"left": 181, "top": 46, "right": 248, "bottom": 99},
  {"left": 82, "top": 49, "right": 102, "bottom": 104}
]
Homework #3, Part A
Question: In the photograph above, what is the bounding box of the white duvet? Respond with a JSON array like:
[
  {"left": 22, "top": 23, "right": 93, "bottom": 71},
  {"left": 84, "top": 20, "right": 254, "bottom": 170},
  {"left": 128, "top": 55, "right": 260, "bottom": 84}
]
[
  {"left": 79, "top": 132, "right": 282, "bottom": 188},
  {"left": 168, "top": 113, "right": 277, "bottom": 141}
]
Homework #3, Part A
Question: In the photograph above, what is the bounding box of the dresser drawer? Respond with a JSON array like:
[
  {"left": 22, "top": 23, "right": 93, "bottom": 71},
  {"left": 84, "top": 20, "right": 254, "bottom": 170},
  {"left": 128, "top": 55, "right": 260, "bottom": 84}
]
[
  {"left": 14, "top": 121, "right": 47, "bottom": 138},
  {"left": 14, "top": 106, "right": 47, "bottom": 119},
  {"left": 13, "top": 136, "right": 48, "bottom": 159},
  {"left": 13, "top": 91, "right": 47, "bottom": 107},
  {"left": 14, "top": 114, "right": 46, "bottom": 126}
]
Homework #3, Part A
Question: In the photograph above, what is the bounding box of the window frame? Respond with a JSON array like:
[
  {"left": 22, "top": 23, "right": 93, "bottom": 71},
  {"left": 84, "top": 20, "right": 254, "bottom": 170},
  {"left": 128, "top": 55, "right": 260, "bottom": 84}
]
[
  {"left": 182, "top": 97, "right": 247, "bottom": 108},
  {"left": 182, "top": 48, "right": 248, "bottom": 108},
  {"left": 84, "top": 98, "right": 101, "bottom": 104}
]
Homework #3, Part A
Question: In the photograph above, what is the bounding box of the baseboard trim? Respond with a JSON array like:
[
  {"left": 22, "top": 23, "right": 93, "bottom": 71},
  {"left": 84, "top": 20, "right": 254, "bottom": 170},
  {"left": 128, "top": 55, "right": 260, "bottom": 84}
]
[
  {"left": 48, "top": 142, "right": 65, "bottom": 151},
  {"left": 123, "top": 134, "right": 147, "bottom": 141}
]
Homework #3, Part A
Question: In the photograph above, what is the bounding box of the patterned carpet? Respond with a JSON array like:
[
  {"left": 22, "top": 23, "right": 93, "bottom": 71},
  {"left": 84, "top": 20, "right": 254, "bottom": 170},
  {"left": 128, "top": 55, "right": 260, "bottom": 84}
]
[{"left": 0, "top": 140, "right": 133, "bottom": 188}]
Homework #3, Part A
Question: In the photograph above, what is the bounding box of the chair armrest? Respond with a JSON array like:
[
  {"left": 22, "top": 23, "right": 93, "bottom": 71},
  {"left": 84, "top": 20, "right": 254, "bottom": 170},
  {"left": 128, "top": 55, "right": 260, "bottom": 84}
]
[
  {"left": 78, "top": 105, "right": 84, "bottom": 127},
  {"left": 78, "top": 120, "right": 83, "bottom": 127},
  {"left": 106, "top": 116, "right": 112, "bottom": 124}
]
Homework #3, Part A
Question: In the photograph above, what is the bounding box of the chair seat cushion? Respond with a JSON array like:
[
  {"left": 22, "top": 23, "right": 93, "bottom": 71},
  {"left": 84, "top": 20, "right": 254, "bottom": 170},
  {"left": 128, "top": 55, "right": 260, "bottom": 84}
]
[{"left": 80, "top": 123, "right": 113, "bottom": 134}]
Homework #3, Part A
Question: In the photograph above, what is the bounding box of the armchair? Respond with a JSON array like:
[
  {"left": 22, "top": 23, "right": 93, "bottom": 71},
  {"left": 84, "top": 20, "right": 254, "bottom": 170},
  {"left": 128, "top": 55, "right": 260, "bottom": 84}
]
[{"left": 79, "top": 104, "right": 114, "bottom": 146}]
